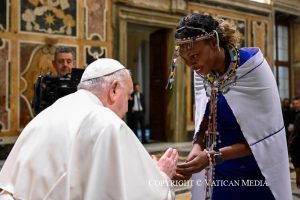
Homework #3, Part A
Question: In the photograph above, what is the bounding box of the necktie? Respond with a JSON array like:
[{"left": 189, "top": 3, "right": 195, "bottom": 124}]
[{"left": 137, "top": 94, "right": 141, "bottom": 111}]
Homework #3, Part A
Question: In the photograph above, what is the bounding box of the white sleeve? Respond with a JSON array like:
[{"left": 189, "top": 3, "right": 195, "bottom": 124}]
[{"left": 0, "top": 190, "right": 15, "bottom": 200}]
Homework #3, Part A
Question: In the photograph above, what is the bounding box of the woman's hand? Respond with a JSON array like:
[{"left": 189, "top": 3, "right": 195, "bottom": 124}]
[
  {"left": 174, "top": 143, "right": 209, "bottom": 180},
  {"left": 152, "top": 147, "right": 178, "bottom": 179}
]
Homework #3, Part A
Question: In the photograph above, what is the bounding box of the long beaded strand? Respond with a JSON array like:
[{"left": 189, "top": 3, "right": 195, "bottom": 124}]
[{"left": 204, "top": 84, "right": 219, "bottom": 199}]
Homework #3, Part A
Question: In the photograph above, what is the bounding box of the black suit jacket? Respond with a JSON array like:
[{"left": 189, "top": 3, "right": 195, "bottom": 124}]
[{"left": 128, "top": 92, "right": 145, "bottom": 114}]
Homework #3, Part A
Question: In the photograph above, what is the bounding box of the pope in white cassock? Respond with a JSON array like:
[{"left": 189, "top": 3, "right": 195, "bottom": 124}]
[{"left": 0, "top": 58, "right": 178, "bottom": 200}]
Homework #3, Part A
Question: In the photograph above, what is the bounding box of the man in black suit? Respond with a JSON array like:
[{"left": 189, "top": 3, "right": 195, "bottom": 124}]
[
  {"left": 290, "top": 98, "right": 300, "bottom": 188},
  {"left": 282, "top": 98, "right": 291, "bottom": 142},
  {"left": 128, "top": 83, "right": 148, "bottom": 143}
]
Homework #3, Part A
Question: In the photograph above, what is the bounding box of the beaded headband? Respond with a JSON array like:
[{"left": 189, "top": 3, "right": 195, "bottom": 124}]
[{"left": 175, "top": 26, "right": 217, "bottom": 45}]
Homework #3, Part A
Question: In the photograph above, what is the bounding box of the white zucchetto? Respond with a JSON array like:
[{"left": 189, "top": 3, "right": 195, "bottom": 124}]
[{"left": 80, "top": 58, "right": 125, "bottom": 82}]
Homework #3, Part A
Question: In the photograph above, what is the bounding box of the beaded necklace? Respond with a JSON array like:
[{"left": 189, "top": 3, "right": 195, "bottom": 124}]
[{"left": 203, "top": 45, "right": 239, "bottom": 93}]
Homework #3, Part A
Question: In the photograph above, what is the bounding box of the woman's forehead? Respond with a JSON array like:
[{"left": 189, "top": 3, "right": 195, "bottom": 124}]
[{"left": 179, "top": 42, "right": 203, "bottom": 55}]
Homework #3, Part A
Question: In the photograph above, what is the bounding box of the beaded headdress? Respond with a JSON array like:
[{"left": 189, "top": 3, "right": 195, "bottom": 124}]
[{"left": 165, "top": 26, "right": 220, "bottom": 89}]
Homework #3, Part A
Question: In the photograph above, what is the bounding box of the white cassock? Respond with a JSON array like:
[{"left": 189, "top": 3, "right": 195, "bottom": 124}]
[
  {"left": 191, "top": 48, "right": 292, "bottom": 200},
  {"left": 0, "top": 89, "right": 174, "bottom": 200}
]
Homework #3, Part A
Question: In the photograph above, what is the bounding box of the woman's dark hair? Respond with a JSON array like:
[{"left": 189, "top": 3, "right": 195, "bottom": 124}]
[
  {"left": 175, "top": 13, "right": 241, "bottom": 47},
  {"left": 175, "top": 14, "right": 218, "bottom": 38}
]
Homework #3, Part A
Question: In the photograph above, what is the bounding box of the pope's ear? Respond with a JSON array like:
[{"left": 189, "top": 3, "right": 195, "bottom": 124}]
[{"left": 109, "top": 80, "right": 119, "bottom": 100}]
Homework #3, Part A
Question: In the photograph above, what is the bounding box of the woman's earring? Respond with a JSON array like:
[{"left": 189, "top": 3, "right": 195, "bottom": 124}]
[{"left": 213, "top": 30, "right": 220, "bottom": 52}]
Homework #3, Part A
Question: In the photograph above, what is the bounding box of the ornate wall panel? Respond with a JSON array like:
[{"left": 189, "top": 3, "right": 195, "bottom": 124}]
[
  {"left": 20, "top": 0, "right": 77, "bottom": 36},
  {"left": 172, "top": 0, "right": 187, "bottom": 11},
  {"left": 85, "top": 45, "right": 107, "bottom": 66},
  {"left": 293, "top": 23, "right": 300, "bottom": 63},
  {"left": 294, "top": 68, "right": 300, "bottom": 98},
  {"left": 85, "top": 0, "right": 107, "bottom": 41},
  {"left": 0, "top": 39, "right": 10, "bottom": 131},
  {"left": 118, "top": 0, "right": 170, "bottom": 10},
  {"left": 19, "top": 43, "right": 53, "bottom": 127},
  {"left": 117, "top": 0, "right": 187, "bottom": 13},
  {"left": 0, "top": 0, "right": 9, "bottom": 32},
  {"left": 252, "top": 21, "right": 267, "bottom": 55}
]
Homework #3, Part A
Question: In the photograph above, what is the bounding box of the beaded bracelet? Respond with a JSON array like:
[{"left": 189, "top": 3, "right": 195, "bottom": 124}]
[{"left": 204, "top": 149, "right": 213, "bottom": 165}]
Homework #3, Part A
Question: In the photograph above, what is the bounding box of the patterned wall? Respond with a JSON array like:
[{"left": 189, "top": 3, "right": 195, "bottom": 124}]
[
  {"left": 252, "top": 21, "right": 267, "bottom": 56},
  {"left": 19, "top": 43, "right": 58, "bottom": 127},
  {"left": 85, "top": 46, "right": 107, "bottom": 66},
  {"left": 294, "top": 68, "right": 300, "bottom": 98},
  {"left": 20, "top": 0, "right": 77, "bottom": 36},
  {"left": 117, "top": 0, "right": 187, "bottom": 13},
  {"left": 293, "top": 23, "right": 300, "bottom": 63},
  {"left": 0, "top": 0, "right": 8, "bottom": 32},
  {"left": 0, "top": 0, "right": 110, "bottom": 136},
  {"left": 85, "top": 0, "right": 107, "bottom": 40},
  {"left": 0, "top": 39, "right": 10, "bottom": 131}
]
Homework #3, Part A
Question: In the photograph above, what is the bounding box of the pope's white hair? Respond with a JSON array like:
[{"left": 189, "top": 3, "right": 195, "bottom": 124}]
[{"left": 77, "top": 69, "right": 131, "bottom": 95}]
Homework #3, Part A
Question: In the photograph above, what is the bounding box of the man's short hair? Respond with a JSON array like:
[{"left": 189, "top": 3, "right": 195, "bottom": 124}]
[{"left": 54, "top": 46, "right": 76, "bottom": 60}]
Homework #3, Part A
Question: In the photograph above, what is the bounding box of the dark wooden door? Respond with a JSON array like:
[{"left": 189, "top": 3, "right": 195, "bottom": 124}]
[{"left": 149, "top": 29, "right": 168, "bottom": 141}]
